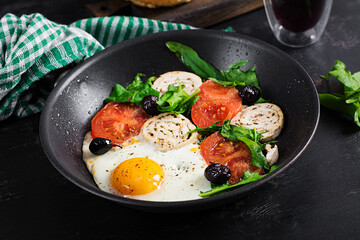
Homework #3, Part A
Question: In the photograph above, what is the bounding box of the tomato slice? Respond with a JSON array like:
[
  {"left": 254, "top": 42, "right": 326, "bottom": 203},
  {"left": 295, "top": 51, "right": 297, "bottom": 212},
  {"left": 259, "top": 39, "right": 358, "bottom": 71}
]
[
  {"left": 91, "top": 102, "right": 150, "bottom": 145},
  {"left": 198, "top": 80, "right": 240, "bottom": 100},
  {"left": 191, "top": 99, "right": 233, "bottom": 127},
  {"left": 200, "top": 132, "right": 263, "bottom": 184},
  {"left": 191, "top": 80, "right": 242, "bottom": 128}
]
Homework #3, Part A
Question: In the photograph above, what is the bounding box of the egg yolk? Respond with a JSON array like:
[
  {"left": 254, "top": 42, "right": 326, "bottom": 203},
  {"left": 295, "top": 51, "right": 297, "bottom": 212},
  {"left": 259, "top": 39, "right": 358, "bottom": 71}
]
[{"left": 111, "top": 158, "right": 164, "bottom": 195}]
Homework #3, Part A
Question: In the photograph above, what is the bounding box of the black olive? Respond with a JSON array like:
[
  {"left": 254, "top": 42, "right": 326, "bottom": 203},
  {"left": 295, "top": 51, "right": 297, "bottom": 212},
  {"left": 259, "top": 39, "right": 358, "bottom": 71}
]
[
  {"left": 238, "top": 85, "right": 261, "bottom": 105},
  {"left": 142, "top": 95, "right": 160, "bottom": 115},
  {"left": 204, "top": 163, "right": 231, "bottom": 185},
  {"left": 89, "top": 138, "right": 113, "bottom": 155}
]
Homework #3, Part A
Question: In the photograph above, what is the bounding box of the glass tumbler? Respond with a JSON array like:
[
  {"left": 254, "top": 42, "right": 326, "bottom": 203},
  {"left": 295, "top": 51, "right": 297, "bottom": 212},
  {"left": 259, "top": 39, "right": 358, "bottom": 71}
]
[{"left": 263, "top": 0, "right": 333, "bottom": 47}]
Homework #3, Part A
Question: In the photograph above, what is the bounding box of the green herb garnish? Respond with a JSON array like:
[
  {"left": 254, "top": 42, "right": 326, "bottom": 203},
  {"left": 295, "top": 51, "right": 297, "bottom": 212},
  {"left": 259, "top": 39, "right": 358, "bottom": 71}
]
[
  {"left": 219, "top": 60, "right": 261, "bottom": 90},
  {"left": 199, "top": 165, "right": 279, "bottom": 197},
  {"left": 166, "top": 41, "right": 226, "bottom": 81},
  {"left": 188, "top": 121, "right": 269, "bottom": 170},
  {"left": 157, "top": 83, "right": 200, "bottom": 116},
  {"left": 105, "top": 73, "right": 198, "bottom": 115},
  {"left": 105, "top": 73, "right": 159, "bottom": 105},
  {"left": 319, "top": 60, "right": 360, "bottom": 127},
  {"left": 166, "top": 41, "right": 261, "bottom": 90}
]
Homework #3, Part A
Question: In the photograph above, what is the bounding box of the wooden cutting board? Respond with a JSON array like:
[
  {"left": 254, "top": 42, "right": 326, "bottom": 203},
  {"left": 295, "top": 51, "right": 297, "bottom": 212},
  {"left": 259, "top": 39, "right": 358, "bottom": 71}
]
[{"left": 86, "top": 0, "right": 264, "bottom": 27}]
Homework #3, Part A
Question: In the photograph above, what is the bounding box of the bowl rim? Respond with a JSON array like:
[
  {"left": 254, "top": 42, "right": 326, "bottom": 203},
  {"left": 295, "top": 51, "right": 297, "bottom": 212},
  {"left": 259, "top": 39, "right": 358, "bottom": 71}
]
[{"left": 40, "top": 29, "right": 320, "bottom": 211}]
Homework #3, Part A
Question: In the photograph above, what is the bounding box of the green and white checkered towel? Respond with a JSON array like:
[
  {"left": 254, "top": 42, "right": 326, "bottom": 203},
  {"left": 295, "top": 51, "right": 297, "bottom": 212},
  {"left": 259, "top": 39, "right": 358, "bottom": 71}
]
[{"left": 0, "top": 13, "right": 194, "bottom": 121}]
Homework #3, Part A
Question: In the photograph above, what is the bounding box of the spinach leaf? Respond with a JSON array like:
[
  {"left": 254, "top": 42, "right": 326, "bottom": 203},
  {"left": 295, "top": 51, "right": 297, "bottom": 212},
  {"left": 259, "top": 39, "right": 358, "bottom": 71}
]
[
  {"left": 318, "top": 94, "right": 358, "bottom": 117},
  {"left": 188, "top": 121, "right": 269, "bottom": 170},
  {"left": 318, "top": 93, "right": 360, "bottom": 126},
  {"left": 199, "top": 165, "right": 279, "bottom": 197},
  {"left": 322, "top": 60, "right": 360, "bottom": 90},
  {"left": 319, "top": 61, "right": 360, "bottom": 127},
  {"left": 157, "top": 83, "right": 200, "bottom": 115},
  {"left": 346, "top": 91, "right": 360, "bottom": 104},
  {"left": 105, "top": 73, "right": 159, "bottom": 105},
  {"left": 166, "top": 41, "right": 226, "bottom": 81},
  {"left": 238, "top": 137, "right": 268, "bottom": 169},
  {"left": 222, "top": 62, "right": 261, "bottom": 90},
  {"left": 220, "top": 121, "right": 269, "bottom": 170},
  {"left": 220, "top": 120, "right": 263, "bottom": 143},
  {"left": 166, "top": 41, "right": 263, "bottom": 98}
]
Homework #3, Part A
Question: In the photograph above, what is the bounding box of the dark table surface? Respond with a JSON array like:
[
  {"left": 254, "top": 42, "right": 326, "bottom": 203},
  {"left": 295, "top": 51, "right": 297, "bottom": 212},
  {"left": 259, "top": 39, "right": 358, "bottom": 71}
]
[{"left": 1, "top": 0, "right": 360, "bottom": 239}]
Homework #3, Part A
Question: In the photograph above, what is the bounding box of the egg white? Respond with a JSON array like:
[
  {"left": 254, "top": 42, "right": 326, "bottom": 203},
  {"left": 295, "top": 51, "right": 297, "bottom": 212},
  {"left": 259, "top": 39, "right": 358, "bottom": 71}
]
[{"left": 82, "top": 132, "right": 211, "bottom": 201}]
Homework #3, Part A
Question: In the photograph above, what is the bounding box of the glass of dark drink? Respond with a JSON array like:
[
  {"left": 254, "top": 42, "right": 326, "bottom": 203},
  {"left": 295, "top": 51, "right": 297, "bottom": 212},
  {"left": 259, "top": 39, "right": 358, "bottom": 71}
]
[{"left": 263, "top": 0, "right": 333, "bottom": 47}]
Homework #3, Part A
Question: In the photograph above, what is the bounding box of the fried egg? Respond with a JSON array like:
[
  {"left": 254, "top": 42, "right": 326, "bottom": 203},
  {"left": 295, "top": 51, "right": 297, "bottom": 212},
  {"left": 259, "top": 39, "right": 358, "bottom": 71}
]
[{"left": 82, "top": 132, "right": 211, "bottom": 201}]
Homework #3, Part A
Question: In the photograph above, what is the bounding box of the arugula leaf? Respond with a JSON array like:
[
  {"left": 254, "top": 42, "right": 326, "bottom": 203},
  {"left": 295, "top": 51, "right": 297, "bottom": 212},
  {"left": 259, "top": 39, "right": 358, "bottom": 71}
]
[
  {"left": 105, "top": 73, "right": 198, "bottom": 115},
  {"left": 166, "top": 41, "right": 264, "bottom": 106},
  {"left": 105, "top": 73, "right": 159, "bottom": 105},
  {"left": 126, "top": 73, "right": 146, "bottom": 90},
  {"left": 157, "top": 83, "right": 200, "bottom": 115},
  {"left": 254, "top": 97, "right": 269, "bottom": 104},
  {"left": 319, "top": 60, "right": 360, "bottom": 127},
  {"left": 199, "top": 165, "right": 279, "bottom": 197},
  {"left": 105, "top": 84, "right": 132, "bottom": 103},
  {"left": 209, "top": 77, "right": 238, "bottom": 87},
  {"left": 187, "top": 121, "right": 223, "bottom": 141},
  {"left": 166, "top": 41, "right": 226, "bottom": 81}
]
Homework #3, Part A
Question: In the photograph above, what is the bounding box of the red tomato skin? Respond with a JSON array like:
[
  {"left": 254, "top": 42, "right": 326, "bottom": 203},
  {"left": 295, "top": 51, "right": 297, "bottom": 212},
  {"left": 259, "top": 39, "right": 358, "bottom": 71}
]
[
  {"left": 191, "top": 99, "right": 234, "bottom": 128},
  {"left": 200, "top": 132, "right": 263, "bottom": 184},
  {"left": 91, "top": 102, "right": 150, "bottom": 145},
  {"left": 191, "top": 80, "right": 242, "bottom": 128},
  {"left": 198, "top": 80, "right": 240, "bottom": 100}
]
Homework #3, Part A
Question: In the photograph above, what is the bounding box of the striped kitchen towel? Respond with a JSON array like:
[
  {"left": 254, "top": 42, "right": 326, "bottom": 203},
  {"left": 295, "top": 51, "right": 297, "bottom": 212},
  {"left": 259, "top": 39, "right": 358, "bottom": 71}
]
[{"left": 0, "top": 13, "right": 194, "bottom": 121}]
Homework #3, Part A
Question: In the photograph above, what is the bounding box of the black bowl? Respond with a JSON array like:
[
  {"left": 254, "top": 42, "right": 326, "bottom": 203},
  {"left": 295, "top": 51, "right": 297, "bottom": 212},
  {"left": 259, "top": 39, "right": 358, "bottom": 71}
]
[{"left": 40, "top": 29, "right": 319, "bottom": 213}]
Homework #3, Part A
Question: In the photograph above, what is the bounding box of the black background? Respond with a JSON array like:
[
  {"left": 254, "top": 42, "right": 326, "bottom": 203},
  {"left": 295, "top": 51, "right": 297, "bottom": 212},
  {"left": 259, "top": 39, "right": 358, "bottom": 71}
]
[{"left": 1, "top": 0, "right": 360, "bottom": 239}]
